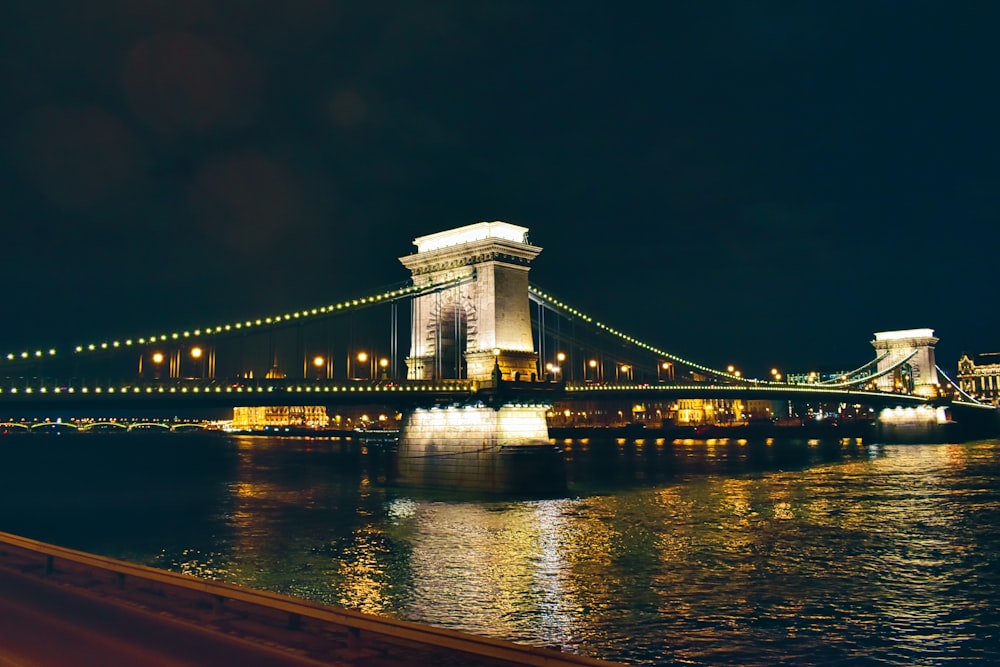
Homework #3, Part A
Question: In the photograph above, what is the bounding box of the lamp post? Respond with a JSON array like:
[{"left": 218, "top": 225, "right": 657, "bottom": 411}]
[
  {"left": 313, "top": 355, "right": 325, "bottom": 380},
  {"left": 188, "top": 346, "right": 204, "bottom": 379},
  {"left": 152, "top": 351, "right": 164, "bottom": 380},
  {"left": 587, "top": 359, "right": 598, "bottom": 382},
  {"left": 659, "top": 361, "right": 673, "bottom": 382},
  {"left": 379, "top": 357, "right": 389, "bottom": 379}
]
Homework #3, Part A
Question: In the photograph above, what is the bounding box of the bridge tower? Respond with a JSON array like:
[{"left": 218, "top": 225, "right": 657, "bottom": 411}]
[
  {"left": 395, "top": 222, "right": 563, "bottom": 494},
  {"left": 399, "top": 221, "right": 542, "bottom": 382},
  {"left": 872, "top": 328, "right": 940, "bottom": 398}
]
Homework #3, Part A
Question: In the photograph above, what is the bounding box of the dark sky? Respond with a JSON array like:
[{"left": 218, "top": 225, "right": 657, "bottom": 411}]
[{"left": 1, "top": 1, "right": 997, "bottom": 376}]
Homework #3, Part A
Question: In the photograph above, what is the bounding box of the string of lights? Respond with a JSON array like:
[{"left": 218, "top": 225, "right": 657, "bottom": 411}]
[{"left": 1, "top": 275, "right": 472, "bottom": 365}]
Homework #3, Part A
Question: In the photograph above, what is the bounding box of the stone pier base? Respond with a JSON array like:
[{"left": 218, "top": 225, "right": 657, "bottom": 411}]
[
  {"left": 395, "top": 405, "right": 565, "bottom": 494},
  {"left": 877, "top": 405, "right": 950, "bottom": 443}
]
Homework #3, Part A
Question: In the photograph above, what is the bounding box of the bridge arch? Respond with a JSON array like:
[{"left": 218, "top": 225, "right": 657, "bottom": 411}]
[{"left": 431, "top": 289, "right": 474, "bottom": 379}]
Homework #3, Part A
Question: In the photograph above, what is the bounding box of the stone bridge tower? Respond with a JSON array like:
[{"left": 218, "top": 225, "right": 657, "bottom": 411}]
[
  {"left": 872, "top": 328, "right": 940, "bottom": 398},
  {"left": 399, "top": 221, "right": 542, "bottom": 382}
]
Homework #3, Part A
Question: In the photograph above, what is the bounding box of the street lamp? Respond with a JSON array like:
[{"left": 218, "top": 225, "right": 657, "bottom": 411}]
[
  {"left": 152, "top": 351, "right": 164, "bottom": 380},
  {"left": 587, "top": 359, "right": 598, "bottom": 382},
  {"left": 190, "top": 346, "right": 204, "bottom": 379},
  {"left": 659, "top": 361, "right": 673, "bottom": 382},
  {"left": 379, "top": 357, "right": 389, "bottom": 379}
]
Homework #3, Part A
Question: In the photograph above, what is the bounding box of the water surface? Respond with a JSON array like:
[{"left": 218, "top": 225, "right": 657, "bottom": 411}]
[{"left": 1, "top": 434, "right": 997, "bottom": 665}]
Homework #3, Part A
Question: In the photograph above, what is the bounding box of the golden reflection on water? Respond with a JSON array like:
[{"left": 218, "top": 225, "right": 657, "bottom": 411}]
[
  {"left": 394, "top": 501, "right": 582, "bottom": 643},
  {"left": 335, "top": 524, "right": 391, "bottom": 614},
  {"left": 160, "top": 436, "right": 1000, "bottom": 665}
]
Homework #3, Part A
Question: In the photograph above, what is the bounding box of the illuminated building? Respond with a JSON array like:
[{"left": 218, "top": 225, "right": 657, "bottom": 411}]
[
  {"left": 674, "top": 398, "right": 784, "bottom": 425},
  {"left": 786, "top": 370, "right": 849, "bottom": 384},
  {"left": 956, "top": 353, "right": 1000, "bottom": 403},
  {"left": 232, "top": 406, "right": 329, "bottom": 430}
]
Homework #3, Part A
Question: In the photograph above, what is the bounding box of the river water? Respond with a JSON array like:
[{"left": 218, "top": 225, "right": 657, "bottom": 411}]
[{"left": 1, "top": 433, "right": 998, "bottom": 665}]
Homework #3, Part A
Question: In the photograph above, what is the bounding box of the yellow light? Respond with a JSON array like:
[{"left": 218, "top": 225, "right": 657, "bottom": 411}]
[
  {"left": 556, "top": 352, "right": 566, "bottom": 362},
  {"left": 621, "top": 365, "right": 629, "bottom": 372},
  {"left": 357, "top": 351, "right": 368, "bottom": 363},
  {"left": 662, "top": 362, "right": 670, "bottom": 369},
  {"left": 152, "top": 352, "right": 164, "bottom": 364},
  {"left": 379, "top": 358, "right": 389, "bottom": 368},
  {"left": 492, "top": 348, "right": 501, "bottom": 356},
  {"left": 313, "top": 355, "right": 325, "bottom": 367},
  {"left": 190, "top": 346, "right": 203, "bottom": 359},
  {"left": 589, "top": 359, "right": 598, "bottom": 368},
  {"left": 727, "top": 365, "right": 735, "bottom": 373}
]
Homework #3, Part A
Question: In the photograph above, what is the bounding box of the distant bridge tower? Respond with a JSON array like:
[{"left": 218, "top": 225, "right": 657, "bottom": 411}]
[
  {"left": 872, "top": 328, "right": 940, "bottom": 398},
  {"left": 399, "top": 221, "right": 542, "bottom": 382}
]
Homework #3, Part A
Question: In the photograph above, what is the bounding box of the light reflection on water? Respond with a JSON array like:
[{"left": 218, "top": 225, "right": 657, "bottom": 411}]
[{"left": 1, "top": 434, "right": 998, "bottom": 665}]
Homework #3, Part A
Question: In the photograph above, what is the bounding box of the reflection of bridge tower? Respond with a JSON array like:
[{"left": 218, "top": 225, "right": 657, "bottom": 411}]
[
  {"left": 399, "top": 221, "right": 542, "bottom": 382},
  {"left": 872, "top": 328, "right": 939, "bottom": 397}
]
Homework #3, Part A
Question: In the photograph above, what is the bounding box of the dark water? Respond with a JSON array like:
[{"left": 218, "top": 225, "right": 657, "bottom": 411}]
[{"left": 1, "top": 433, "right": 998, "bottom": 665}]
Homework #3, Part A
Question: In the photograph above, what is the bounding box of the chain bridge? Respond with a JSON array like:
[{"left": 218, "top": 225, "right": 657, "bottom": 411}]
[{"left": 1, "top": 222, "right": 993, "bottom": 490}]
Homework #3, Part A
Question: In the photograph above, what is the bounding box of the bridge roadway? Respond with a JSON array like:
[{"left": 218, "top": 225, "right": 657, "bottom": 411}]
[
  {"left": 0, "top": 532, "right": 620, "bottom": 667},
  {"left": 0, "top": 378, "right": 947, "bottom": 411}
]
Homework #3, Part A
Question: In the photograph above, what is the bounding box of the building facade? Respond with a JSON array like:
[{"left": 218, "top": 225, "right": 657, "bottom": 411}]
[
  {"left": 232, "top": 406, "right": 329, "bottom": 430},
  {"left": 956, "top": 353, "right": 1000, "bottom": 403}
]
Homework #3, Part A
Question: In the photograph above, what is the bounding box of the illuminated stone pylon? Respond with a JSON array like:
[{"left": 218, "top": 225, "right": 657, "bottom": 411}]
[
  {"left": 399, "top": 221, "right": 542, "bottom": 382},
  {"left": 872, "top": 328, "right": 940, "bottom": 397}
]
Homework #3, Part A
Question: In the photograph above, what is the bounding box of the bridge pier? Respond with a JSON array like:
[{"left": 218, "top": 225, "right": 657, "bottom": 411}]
[
  {"left": 395, "top": 404, "right": 565, "bottom": 494},
  {"left": 876, "top": 405, "right": 951, "bottom": 443}
]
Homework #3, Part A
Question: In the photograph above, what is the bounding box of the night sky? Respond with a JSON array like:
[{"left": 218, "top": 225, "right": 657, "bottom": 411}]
[{"left": 2, "top": 1, "right": 998, "bottom": 376}]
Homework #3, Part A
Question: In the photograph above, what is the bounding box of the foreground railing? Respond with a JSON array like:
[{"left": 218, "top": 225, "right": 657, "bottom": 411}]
[{"left": 0, "top": 531, "right": 620, "bottom": 667}]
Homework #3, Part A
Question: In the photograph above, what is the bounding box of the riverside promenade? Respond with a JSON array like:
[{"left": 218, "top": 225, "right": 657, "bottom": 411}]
[{"left": 0, "top": 532, "right": 623, "bottom": 667}]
